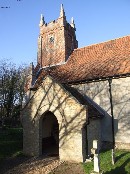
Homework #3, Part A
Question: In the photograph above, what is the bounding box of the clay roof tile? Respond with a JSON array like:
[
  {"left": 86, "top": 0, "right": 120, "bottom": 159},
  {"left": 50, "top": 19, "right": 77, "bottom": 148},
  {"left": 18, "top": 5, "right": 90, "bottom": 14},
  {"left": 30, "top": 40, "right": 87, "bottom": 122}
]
[{"left": 34, "top": 35, "right": 130, "bottom": 86}]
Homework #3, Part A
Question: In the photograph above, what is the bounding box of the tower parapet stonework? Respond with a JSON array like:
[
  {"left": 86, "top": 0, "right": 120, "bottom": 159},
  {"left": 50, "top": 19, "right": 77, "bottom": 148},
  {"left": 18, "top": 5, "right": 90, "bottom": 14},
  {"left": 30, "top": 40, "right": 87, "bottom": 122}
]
[{"left": 37, "top": 4, "right": 78, "bottom": 68}]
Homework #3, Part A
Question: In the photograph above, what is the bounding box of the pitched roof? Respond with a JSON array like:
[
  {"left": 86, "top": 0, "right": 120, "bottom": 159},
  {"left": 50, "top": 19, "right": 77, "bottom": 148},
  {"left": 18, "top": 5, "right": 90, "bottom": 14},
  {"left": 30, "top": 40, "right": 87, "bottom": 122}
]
[
  {"left": 35, "top": 35, "right": 130, "bottom": 85},
  {"left": 63, "top": 85, "right": 104, "bottom": 118}
]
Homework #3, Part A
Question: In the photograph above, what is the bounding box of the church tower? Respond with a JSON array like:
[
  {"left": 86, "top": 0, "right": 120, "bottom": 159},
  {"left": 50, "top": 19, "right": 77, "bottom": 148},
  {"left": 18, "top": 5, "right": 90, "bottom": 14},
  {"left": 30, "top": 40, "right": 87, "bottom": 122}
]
[{"left": 37, "top": 4, "right": 78, "bottom": 68}]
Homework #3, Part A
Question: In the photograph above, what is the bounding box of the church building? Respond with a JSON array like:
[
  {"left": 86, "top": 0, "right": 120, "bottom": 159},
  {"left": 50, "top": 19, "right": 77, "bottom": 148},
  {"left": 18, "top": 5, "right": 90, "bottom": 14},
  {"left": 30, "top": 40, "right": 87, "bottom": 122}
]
[{"left": 22, "top": 5, "right": 130, "bottom": 162}]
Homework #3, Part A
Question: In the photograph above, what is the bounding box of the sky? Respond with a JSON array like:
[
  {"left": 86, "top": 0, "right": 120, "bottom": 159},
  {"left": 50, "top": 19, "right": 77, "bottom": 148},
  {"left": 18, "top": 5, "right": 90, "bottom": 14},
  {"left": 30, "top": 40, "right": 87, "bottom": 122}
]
[{"left": 0, "top": 0, "right": 130, "bottom": 66}]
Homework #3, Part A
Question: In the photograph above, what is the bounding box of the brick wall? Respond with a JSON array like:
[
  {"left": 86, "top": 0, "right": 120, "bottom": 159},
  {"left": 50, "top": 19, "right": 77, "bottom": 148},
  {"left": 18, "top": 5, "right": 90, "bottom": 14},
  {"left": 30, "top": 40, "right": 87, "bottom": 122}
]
[{"left": 37, "top": 15, "right": 78, "bottom": 67}]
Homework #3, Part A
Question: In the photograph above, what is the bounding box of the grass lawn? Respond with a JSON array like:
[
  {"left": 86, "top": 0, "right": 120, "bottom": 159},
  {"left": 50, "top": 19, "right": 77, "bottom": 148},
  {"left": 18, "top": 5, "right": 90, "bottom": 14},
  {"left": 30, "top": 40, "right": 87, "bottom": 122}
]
[
  {"left": 83, "top": 149, "right": 130, "bottom": 174},
  {"left": 0, "top": 128, "right": 23, "bottom": 160}
]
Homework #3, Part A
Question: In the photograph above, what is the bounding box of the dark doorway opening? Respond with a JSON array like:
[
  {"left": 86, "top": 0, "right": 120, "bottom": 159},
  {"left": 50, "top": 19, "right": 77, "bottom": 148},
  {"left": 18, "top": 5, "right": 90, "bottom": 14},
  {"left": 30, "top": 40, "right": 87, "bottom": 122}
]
[{"left": 42, "top": 111, "right": 59, "bottom": 157}]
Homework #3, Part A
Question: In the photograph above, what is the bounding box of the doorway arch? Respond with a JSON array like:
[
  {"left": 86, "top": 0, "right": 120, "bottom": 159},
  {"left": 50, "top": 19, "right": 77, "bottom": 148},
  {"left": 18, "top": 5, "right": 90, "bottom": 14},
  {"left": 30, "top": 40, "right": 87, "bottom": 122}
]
[{"left": 40, "top": 111, "right": 59, "bottom": 156}]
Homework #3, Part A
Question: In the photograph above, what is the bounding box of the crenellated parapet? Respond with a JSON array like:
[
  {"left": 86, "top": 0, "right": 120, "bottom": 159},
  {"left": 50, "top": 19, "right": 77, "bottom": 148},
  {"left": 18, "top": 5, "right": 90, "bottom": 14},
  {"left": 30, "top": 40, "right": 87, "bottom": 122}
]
[{"left": 37, "top": 4, "right": 78, "bottom": 68}]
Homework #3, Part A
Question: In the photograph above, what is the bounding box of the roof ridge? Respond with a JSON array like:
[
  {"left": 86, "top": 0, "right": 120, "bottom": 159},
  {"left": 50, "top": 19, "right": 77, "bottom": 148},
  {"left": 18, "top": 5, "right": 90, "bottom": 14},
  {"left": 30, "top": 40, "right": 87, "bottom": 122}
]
[{"left": 74, "top": 35, "right": 130, "bottom": 52}]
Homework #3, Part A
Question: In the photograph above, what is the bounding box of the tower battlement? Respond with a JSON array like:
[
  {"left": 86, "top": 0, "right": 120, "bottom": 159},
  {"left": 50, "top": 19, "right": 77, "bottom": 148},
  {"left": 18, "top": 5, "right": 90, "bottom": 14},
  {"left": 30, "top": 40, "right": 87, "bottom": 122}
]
[{"left": 37, "top": 4, "right": 78, "bottom": 68}]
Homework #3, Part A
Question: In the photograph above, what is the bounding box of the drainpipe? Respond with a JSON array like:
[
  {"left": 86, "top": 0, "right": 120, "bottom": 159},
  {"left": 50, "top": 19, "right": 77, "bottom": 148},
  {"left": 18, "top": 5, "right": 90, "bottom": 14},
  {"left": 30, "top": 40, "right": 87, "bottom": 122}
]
[
  {"left": 85, "top": 115, "right": 91, "bottom": 159},
  {"left": 108, "top": 79, "right": 115, "bottom": 165},
  {"left": 85, "top": 122, "right": 89, "bottom": 158}
]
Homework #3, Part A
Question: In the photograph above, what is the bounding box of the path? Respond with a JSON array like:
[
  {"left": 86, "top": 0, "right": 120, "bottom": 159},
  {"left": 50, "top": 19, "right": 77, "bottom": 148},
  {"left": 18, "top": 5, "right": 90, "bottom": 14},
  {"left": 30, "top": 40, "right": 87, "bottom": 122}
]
[{"left": 1, "top": 156, "right": 63, "bottom": 174}]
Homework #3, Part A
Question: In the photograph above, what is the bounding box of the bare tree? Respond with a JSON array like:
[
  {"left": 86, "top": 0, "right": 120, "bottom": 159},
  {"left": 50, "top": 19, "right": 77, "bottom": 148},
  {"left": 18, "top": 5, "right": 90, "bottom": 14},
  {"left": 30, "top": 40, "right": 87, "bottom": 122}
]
[{"left": 0, "top": 59, "right": 28, "bottom": 127}]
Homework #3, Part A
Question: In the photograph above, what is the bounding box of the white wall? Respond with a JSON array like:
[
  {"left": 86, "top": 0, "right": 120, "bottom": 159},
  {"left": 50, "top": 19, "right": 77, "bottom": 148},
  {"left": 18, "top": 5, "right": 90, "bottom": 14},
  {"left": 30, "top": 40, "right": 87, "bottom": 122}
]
[{"left": 73, "top": 76, "right": 130, "bottom": 146}]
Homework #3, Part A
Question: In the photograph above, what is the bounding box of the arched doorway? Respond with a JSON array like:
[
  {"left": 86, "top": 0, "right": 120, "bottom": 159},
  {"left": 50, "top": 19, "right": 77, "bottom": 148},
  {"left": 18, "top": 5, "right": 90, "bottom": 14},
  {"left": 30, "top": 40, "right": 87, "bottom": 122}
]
[{"left": 41, "top": 111, "right": 59, "bottom": 156}]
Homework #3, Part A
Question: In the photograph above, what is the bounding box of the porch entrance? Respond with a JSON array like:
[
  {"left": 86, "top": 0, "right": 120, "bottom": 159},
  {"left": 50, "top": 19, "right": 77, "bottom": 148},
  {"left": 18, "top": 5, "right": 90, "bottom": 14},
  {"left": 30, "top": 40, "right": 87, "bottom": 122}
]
[{"left": 42, "top": 111, "right": 59, "bottom": 156}]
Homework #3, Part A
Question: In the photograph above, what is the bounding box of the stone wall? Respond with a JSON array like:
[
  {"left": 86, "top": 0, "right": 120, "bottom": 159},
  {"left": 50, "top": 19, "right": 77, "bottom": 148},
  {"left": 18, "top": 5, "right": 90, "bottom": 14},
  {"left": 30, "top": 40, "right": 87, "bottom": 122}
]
[
  {"left": 87, "top": 118, "right": 102, "bottom": 155},
  {"left": 73, "top": 76, "right": 130, "bottom": 149},
  {"left": 22, "top": 76, "right": 87, "bottom": 162}
]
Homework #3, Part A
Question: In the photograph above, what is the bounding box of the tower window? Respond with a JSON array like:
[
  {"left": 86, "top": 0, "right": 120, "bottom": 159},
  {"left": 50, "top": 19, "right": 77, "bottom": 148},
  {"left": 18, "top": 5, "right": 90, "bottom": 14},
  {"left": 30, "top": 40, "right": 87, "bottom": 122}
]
[{"left": 50, "top": 37, "right": 54, "bottom": 43}]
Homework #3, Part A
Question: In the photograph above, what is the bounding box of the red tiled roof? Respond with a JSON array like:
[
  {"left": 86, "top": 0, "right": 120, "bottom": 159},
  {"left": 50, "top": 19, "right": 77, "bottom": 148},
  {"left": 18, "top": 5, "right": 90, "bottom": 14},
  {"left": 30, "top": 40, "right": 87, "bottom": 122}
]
[{"left": 35, "top": 35, "right": 130, "bottom": 86}]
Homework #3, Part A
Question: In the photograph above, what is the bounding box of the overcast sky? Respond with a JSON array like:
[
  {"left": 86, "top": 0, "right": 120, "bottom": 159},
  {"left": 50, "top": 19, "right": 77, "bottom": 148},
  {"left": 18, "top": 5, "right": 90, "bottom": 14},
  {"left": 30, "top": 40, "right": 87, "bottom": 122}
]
[{"left": 0, "top": 0, "right": 130, "bottom": 66}]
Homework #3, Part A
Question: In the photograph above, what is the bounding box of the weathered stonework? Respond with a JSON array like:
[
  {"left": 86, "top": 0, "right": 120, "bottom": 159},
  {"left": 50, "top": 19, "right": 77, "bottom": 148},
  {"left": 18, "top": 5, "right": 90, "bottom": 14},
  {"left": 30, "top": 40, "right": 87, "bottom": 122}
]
[
  {"left": 37, "top": 5, "right": 78, "bottom": 68},
  {"left": 22, "top": 76, "right": 88, "bottom": 162},
  {"left": 73, "top": 76, "right": 130, "bottom": 149},
  {"left": 87, "top": 118, "right": 102, "bottom": 155},
  {"left": 22, "top": 5, "right": 130, "bottom": 165}
]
